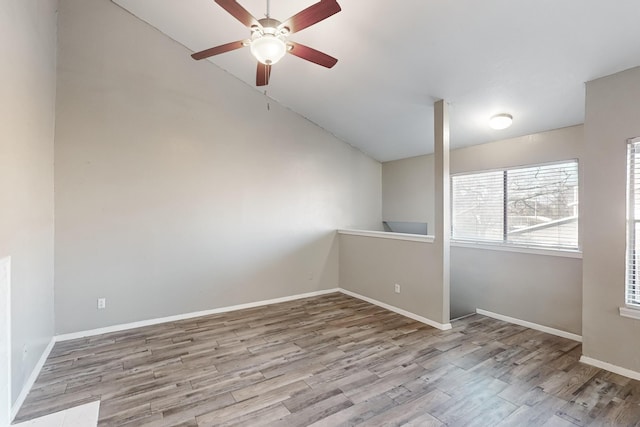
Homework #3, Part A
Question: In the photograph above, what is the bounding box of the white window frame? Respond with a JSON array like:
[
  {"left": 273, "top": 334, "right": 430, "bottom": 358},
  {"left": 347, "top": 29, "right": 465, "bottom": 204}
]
[
  {"left": 625, "top": 137, "right": 640, "bottom": 313},
  {"left": 451, "top": 160, "right": 580, "bottom": 254}
]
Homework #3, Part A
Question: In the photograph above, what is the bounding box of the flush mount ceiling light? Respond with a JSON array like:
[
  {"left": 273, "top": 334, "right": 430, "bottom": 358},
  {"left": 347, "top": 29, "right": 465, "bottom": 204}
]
[{"left": 489, "top": 113, "right": 513, "bottom": 130}]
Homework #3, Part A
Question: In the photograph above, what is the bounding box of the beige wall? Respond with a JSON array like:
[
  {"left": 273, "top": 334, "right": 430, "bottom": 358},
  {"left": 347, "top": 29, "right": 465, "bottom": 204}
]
[
  {"left": 381, "top": 126, "right": 584, "bottom": 333},
  {"left": 451, "top": 125, "right": 583, "bottom": 174},
  {"left": 452, "top": 248, "right": 582, "bottom": 334},
  {"left": 339, "top": 235, "right": 446, "bottom": 324},
  {"left": 583, "top": 66, "right": 640, "bottom": 372},
  {"left": 53, "top": 0, "right": 381, "bottom": 334},
  {"left": 382, "top": 155, "right": 435, "bottom": 229},
  {"left": 0, "top": 0, "right": 57, "bottom": 408},
  {"left": 339, "top": 102, "right": 450, "bottom": 327}
]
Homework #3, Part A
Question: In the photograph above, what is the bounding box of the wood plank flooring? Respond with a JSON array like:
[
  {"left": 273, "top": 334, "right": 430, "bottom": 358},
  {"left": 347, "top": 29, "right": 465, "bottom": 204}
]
[{"left": 14, "top": 293, "right": 640, "bottom": 426}]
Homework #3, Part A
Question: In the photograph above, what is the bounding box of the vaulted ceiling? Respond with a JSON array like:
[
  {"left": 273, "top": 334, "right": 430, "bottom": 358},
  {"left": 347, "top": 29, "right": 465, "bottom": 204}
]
[{"left": 112, "top": 0, "right": 640, "bottom": 161}]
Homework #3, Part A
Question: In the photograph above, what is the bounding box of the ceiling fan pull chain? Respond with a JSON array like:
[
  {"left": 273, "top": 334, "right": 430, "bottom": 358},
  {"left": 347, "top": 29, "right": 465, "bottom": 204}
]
[{"left": 264, "top": 90, "right": 270, "bottom": 111}]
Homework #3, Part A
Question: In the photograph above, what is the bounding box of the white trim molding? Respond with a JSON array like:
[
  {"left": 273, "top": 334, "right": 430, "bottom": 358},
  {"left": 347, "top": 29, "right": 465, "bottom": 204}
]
[
  {"left": 580, "top": 356, "right": 640, "bottom": 381},
  {"left": 11, "top": 338, "right": 55, "bottom": 422},
  {"left": 476, "top": 308, "right": 582, "bottom": 342},
  {"left": 56, "top": 289, "right": 340, "bottom": 342},
  {"left": 338, "top": 229, "right": 435, "bottom": 243},
  {"left": 1, "top": 256, "right": 11, "bottom": 427},
  {"left": 620, "top": 306, "right": 640, "bottom": 320},
  {"left": 339, "top": 288, "right": 452, "bottom": 331}
]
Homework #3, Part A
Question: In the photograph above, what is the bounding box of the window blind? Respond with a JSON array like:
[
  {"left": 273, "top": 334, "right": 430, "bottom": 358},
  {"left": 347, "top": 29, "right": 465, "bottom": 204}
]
[
  {"left": 451, "top": 170, "right": 504, "bottom": 242},
  {"left": 451, "top": 161, "right": 578, "bottom": 249},
  {"left": 626, "top": 139, "right": 640, "bottom": 307},
  {"left": 507, "top": 163, "right": 579, "bottom": 248}
]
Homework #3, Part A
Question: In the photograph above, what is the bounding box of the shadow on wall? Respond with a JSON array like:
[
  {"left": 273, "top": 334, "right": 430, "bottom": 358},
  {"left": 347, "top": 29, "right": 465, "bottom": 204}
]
[{"left": 383, "top": 221, "right": 428, "bottom": 235}]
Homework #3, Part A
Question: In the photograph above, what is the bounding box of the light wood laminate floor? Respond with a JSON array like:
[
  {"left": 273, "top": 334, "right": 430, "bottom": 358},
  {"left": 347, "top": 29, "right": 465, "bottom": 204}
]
[{"left": 14, "top": 293, "right": 640, "bottom": 426}]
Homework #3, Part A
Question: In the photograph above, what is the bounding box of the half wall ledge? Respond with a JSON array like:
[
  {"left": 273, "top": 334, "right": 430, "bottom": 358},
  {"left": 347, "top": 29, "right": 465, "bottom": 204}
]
[{"left": 338, "top": 229, "right": 435, "bottom": 243}]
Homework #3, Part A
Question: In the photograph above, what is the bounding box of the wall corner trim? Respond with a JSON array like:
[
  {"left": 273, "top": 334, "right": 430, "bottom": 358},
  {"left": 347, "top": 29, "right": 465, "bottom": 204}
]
[
  {"left": 11, "top": 337, "right": 56, "bottom": 422},
  {"left": 338, "top": 288, "right": 452, "bottom": 330},
  {"left": 476, "top": 308, "right": 582, "bottom": 342},
  {"left": 579, "top": 355, "right": 640, "bottom": 381}
]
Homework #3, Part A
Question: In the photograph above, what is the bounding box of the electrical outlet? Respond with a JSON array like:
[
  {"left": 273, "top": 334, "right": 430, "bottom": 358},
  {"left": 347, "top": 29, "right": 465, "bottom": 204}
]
[
  {"left": 97, "top": 298, "right": 106, "bottom": 310},
  {"left": 394, "top": 283, "right": 400, "bottom": 294}
]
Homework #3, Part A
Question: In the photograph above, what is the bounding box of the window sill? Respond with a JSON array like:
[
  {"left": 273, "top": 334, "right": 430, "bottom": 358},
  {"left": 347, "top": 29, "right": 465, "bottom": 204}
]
[
  {"left": 451, "top": 240, "right": 582, "bottom": 259},
  {"left": 620, "top": 306, "right": 640, "bottom": 320},
  {"left": 338, "top": 229, "right": 435, "bottom": 243}
]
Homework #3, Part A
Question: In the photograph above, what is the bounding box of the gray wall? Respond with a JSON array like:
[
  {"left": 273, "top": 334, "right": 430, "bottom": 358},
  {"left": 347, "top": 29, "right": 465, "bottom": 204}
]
[
  {"left": 383, "top": 155, "right": 435, "bottom": 229},
  {"left": 0, "top": 0, "right": 57, "bottom": 407},
  {"left": 583, "top": 66, "right": 640, "bottom": 372},
  {"left": 381, "top": 126, "right": 584, "bottom": 333},
  {"left": 452, "top": 248, "right": 582, "bottom": 334},
  {"left": 339, "top": 235, "right": 446, "bottom": 324},
  {"left": 53, "top": 0, "right": 381, "bottom": 334}
]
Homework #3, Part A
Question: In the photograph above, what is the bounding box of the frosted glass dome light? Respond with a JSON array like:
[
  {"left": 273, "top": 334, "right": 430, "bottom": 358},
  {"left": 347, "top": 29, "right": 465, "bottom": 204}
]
[{"left": 250, "top": 34, "right": 287, "bottom": 65}]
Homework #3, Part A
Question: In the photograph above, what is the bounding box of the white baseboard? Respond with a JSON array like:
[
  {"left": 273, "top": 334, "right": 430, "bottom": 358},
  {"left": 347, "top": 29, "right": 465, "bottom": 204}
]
[
  {"left": 476, "top": 308, "right": 582, "bottom": 342},
  {"left": 580, "top": 355, "right": 640, "bottom": 381},
  {"left": 338, "top": 289, "right": 452, "bottom": 330},
  {"left": 11, "top": 337, "right": 55, "bottom": 422},
  {"left": 56, "top": 288, "right": 340, "bottom": 342}
]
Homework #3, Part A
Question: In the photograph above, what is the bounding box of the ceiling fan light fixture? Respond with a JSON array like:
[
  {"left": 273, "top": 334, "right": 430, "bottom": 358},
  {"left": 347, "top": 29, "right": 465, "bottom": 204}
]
[
  {"left": 489, "top": 113, "right": 513, "bottom": 130},
  {"left": 250, "top": 33, "right": 287, "bottom": 65}
]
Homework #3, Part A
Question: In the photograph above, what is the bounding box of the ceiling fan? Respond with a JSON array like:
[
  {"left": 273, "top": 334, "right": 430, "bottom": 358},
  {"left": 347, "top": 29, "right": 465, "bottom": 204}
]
[{"left": 191, "top": 0, "right": 341, "bottom": 86}]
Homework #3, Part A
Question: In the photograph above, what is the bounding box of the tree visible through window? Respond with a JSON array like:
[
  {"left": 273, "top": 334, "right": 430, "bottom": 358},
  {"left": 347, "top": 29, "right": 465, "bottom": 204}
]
[{"left": 451, "top": 161, "right": 579, "bottom": 249}]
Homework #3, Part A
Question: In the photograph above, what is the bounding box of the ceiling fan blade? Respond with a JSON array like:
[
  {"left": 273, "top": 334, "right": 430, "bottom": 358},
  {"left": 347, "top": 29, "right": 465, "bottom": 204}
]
[
  {"left": 287, "top": 42, "right": 338, "bottom": 68},
  {"left": 256, "top": 62, "right": 272, "bottom": 86},
  {"left": 214, "top": 0, "right": 260, "bottom": 28},
  {"left": 279, "top": 0, "right": 341, "bottom": 34},
  {"left": 191, "top": 40, "right": 245, "bottom": 60}
]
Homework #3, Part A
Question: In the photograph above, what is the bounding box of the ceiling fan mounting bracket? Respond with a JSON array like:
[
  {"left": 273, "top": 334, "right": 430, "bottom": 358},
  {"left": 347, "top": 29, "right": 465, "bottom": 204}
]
[{"left": 254, "top": 18, "right": 286, "bottom": 37}]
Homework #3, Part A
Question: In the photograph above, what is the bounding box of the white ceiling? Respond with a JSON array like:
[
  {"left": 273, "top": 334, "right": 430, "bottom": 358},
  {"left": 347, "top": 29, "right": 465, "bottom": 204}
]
[{"left": 112, "top": 0, "right": 640, "bottom": 162}]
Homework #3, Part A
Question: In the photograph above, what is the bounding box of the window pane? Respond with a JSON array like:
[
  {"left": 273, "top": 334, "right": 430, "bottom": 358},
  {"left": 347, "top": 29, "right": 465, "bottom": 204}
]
[
  {"left": 506, "top": 162, "right": 578, "bottom": 248},
  {"left": 452, "top": 171, "right": 504, "bottom": 241},
  {"left": 627, "top": 141, "right": 640, "bottom": 306},
  {"left": 628, "top": 221, "right": 640, "bottom": 306}
]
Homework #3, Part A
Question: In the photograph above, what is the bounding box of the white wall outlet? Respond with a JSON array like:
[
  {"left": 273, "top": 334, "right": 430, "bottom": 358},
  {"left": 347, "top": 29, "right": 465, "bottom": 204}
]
[
  {"left": 394, "top": 283, "right": 401, "bottom": 294},
  {"left": 97, "top": 297, "right": 106, "bottom": 310}
]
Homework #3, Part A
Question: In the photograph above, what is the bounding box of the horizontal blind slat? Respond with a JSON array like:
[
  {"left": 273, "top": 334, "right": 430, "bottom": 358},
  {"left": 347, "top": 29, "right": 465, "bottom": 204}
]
[
  {"left": 626, "top": 140, "right": 640, "bottom": 306},
  {"left": 506, "top": 162, "right": 578, "bottom": 248},
  {"left": 451, "top": 161, "right": 578, "bottom": 250}
]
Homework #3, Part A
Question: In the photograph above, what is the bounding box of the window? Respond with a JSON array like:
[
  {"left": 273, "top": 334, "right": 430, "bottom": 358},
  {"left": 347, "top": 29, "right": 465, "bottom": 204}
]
[
  {"left": 626, "top": 138, "right": 640, "bottom": 307},
  {"left": 451, "top": 160, "right": 579, "bottom": 249}
]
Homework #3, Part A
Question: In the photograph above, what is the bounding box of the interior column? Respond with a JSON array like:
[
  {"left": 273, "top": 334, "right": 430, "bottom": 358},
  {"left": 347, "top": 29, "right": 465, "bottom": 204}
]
[{"left": 434, "top": 100, "right": 451, "bottom": 324}]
